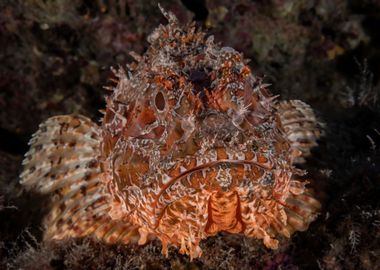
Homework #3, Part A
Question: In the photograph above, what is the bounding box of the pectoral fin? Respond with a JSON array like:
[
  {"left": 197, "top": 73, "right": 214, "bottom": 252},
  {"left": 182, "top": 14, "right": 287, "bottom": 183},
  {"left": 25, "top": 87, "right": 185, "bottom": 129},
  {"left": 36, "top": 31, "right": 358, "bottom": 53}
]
[
  {"left": 20, "top": 115, "right": 139, "bottom": 244},
  {"left": 277, "top": 100, "right": 324, "bottom": 163}
]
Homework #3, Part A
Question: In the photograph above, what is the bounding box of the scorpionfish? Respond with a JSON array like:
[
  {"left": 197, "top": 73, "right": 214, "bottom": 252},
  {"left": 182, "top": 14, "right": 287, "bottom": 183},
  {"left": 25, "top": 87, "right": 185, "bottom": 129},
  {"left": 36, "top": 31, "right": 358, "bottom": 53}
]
[{"left": 20, "top": 7, "right": 322, "bottom": 259}]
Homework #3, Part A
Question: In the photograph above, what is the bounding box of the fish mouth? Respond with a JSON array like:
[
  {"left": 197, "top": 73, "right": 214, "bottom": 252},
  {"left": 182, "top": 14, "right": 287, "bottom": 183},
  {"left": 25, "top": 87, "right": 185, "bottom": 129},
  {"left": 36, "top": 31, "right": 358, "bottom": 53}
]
[
  {"left": 152, "top": 157, "right": 274, "bottom": 226},
  {"left": 161, "top": 158, "right": 272, "bottom": 193},
  {"left": 177, "top": 159, "right": 271, "bottom": 177}
]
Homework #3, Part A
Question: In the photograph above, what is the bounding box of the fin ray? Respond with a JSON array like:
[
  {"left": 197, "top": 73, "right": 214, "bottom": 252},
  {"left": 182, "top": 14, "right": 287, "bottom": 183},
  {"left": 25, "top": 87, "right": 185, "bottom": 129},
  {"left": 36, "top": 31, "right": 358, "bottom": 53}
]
[
  {"left": 277, "top": 100, "right": 323, "bottom": 163},
  {"left": 20, "top": 115, "right": 141, "bottom": 245}
]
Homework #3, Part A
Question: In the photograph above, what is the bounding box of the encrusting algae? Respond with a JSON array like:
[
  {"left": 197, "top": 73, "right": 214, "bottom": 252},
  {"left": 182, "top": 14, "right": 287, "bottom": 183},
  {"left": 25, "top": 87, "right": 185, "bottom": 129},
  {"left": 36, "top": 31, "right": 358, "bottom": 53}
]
[{"left": 20, "top": 6, "right": 322, "bottom": 260}]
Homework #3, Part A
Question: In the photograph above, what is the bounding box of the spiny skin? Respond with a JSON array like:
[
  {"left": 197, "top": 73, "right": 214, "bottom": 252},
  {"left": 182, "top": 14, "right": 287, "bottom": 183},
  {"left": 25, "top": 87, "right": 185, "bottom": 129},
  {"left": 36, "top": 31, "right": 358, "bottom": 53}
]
[{"left": 20, "top": 7, "right": 322, "bottom": 260}]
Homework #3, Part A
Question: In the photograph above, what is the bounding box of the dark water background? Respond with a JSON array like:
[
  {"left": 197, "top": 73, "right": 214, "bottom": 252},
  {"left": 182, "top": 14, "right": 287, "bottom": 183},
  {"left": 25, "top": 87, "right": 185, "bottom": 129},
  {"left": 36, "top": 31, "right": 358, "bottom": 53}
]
[{"left": 0, "top": 1, "right": 379, "bottom": 269}]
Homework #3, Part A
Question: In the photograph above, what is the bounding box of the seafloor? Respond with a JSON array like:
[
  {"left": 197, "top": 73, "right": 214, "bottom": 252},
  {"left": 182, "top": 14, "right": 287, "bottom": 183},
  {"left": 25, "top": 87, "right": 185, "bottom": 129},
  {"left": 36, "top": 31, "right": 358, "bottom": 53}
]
[{"left": 0, "top": 1, "right": 379, "bottom": 269}]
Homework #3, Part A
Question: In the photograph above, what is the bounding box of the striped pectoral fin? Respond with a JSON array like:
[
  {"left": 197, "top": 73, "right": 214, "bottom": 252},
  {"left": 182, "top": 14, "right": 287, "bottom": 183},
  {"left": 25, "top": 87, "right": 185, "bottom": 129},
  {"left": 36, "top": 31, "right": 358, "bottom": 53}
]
[
  {"left": 276, "top": 100, "right": 324, "bottom": 163},
  {"left": 20, "top": 115, "right": 138, "bottom": 244},
  {"left": 45, "top": 184, "right": 142, "bottom": 245},
  {"left": 20, "top": 115, "right": 101, "bottom": 193},
  {"left": 283, "top": 180, "right": 321, "bottom": 235}
]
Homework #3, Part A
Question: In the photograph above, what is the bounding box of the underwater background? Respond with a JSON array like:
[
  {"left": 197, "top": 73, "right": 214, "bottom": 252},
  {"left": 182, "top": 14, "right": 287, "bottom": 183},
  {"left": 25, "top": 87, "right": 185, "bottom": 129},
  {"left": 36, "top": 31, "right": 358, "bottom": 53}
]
[{"left": 0, "top": 0, "right": 379, "bottom": 269}]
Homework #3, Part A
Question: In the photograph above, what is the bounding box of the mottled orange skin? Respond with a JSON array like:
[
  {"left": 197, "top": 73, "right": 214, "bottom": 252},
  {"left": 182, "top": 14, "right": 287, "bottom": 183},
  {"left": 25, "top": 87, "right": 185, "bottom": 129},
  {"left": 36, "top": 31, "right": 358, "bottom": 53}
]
[{"left": 98, "top": 8, "right": 320, "bottom": 258}]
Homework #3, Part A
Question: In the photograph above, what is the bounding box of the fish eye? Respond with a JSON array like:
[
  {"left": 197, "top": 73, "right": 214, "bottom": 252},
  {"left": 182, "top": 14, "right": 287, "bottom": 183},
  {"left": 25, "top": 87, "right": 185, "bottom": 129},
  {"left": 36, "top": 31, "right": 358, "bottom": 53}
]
[{"left": 155, "top": 91, "right": 166, "bottom": 111}]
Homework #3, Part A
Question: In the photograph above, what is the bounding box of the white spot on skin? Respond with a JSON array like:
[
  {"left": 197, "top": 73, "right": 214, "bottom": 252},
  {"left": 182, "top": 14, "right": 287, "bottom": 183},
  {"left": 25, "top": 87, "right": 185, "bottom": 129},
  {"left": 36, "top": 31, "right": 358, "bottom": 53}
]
[
  {"left": 225, "top": 148, "right": 235, "bottom": 160},
  {"left": 161, "top": 174, "right": 171, "bottom": 184},
  {"left": 244, "top": 164, "right": 251, "bottom": 172},
  {"left": 215, "top": 167, "right": 232, "bottom": 189},
  {"left": 236, "top": 152, "right": 245, "bottom": 160}
]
